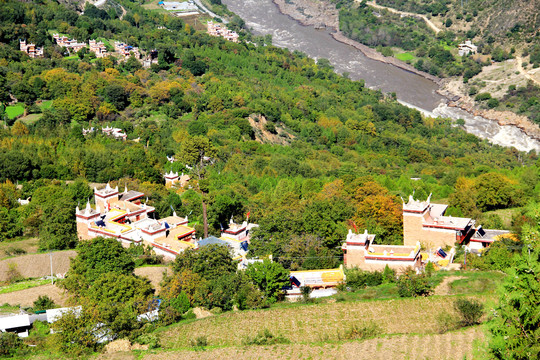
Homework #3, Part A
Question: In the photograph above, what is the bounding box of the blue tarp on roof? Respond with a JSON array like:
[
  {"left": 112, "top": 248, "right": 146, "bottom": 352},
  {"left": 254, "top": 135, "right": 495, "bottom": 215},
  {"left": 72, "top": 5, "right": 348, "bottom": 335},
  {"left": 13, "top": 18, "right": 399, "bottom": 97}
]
[{"left": 198, "top": 236, "right": 229, "bottom": 247}]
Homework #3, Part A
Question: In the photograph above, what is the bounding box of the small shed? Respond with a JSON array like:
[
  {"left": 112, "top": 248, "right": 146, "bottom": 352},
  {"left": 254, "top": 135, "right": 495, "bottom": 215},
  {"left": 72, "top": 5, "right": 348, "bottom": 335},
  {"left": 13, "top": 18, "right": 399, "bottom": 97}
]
[{"left": 0, "top": 314, "right": 31, "bottom": 337}]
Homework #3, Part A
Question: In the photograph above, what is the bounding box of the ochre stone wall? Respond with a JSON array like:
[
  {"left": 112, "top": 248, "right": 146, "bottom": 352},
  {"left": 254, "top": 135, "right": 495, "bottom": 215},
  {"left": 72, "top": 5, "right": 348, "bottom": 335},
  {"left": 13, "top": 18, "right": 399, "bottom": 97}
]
[
  {"left": 76, "top": 222, "right": 92, "bottom": 240},
  {"left": 403, "top": 213, "right": 424, "bottom": 246},
  {"left": 404, "top": 212, "right": 458, "bottom": 249}
]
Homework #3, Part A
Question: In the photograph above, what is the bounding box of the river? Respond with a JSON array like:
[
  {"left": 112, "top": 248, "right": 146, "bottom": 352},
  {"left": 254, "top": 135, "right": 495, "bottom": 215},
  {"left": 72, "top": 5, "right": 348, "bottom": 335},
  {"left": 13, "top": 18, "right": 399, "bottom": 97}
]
[{"left": 222, "top": 0, "right": 540, "bottom": 152}]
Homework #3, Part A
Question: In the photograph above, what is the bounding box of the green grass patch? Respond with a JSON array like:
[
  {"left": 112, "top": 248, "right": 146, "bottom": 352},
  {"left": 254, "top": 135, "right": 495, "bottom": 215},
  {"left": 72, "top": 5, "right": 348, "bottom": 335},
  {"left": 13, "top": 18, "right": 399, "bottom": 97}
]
[
  {"left": 396, "top": 52, "right": 415, "bottom": 61},
  {"left": 0, "top": 303, "right": 20, "bottom": 315},
  {"left": 38, "top": 100, "right": 52, "bottom": 110},
  {"left": 335, "top": 283, "right": 400, "bottom": 301},
  {"left": 64, "top": 55, "right": 79, "bottom": 60},
  {"left": 5, "top": 104, "right": 24, "bottom": 119},
  {"left": 0, "top": 279, "right": 50, "bottom": 295},
  {"left": 450, "top": 271, "right": 506, "bottom": 295},
  {"left": 19, "top": 114, "right": 42, "bottom": 125}
]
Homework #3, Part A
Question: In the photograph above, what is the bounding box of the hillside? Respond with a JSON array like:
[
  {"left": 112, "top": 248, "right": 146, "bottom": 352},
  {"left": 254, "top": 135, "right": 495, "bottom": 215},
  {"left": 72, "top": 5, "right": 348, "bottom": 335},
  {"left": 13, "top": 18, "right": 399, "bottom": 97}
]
[
  {"left": 94, "top": 271, "right": 499, "bottom": 359},
  {"left": 0, "top": 0, "right": 539, "bottom": 357},
  {"left": 375, "top": 0, "right": 540, "bottom": 40}
]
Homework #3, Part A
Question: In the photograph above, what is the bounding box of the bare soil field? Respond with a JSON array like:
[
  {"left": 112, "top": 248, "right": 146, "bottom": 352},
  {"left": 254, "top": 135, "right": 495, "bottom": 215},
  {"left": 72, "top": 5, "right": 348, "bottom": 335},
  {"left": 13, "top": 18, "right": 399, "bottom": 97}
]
[
  {"left": 139, "top": 327, "right": 485, "bottom": 360},
  {"left": 159, "top": 295, "right": 492, "bottom": 349},
  {"left": 134, "top": 266, "right": 171, "bottom": 294},
  {"left": 0, "top": 238, "right": 39, "bottom": 259},
  {"left": 0, "top": 284, "right": 68, "bottom": 307},
  {"left": 0, "top": 251, "right": 76, "bottom": 282}
]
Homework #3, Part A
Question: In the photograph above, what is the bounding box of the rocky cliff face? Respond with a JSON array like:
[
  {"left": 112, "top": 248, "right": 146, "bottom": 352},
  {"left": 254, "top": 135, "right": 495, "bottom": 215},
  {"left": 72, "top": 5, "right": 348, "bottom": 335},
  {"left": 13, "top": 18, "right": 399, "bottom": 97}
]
[
  {"left": 445, "top": 96, "right": 540, "bottom": 141},
  {"left": 272, "top": 0, "right": 339, "bottom": 30}
]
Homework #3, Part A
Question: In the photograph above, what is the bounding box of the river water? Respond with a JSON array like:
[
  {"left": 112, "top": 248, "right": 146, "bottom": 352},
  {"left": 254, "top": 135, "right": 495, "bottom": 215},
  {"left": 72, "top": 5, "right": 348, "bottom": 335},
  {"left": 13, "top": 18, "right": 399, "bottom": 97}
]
[{"left": 222, "top": 0, "right": 540, "bottom": 152}]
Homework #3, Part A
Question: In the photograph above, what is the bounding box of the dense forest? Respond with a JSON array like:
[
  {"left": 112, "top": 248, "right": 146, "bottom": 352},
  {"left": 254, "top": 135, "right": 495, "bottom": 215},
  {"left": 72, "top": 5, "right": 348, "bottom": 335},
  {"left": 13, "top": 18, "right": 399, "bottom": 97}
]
[{"left": 0, "top": 0, "right": 538, "bottom": 262}]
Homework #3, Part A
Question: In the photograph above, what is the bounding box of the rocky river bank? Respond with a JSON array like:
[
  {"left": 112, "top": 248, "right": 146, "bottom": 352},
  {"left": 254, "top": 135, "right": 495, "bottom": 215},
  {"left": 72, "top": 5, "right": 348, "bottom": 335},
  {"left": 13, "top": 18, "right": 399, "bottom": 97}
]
[
  {"left": 272, "top": 0, "right": 441, "bottom": 84},
  {"left": 272, "top": 0, "right": 540, "bottom": 143}
]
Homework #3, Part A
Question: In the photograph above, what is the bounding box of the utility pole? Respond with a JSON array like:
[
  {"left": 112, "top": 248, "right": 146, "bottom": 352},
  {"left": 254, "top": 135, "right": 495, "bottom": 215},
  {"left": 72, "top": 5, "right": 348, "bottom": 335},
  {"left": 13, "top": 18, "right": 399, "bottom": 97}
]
[{"left": 49, "top": 252, "right": 54, "bottom": 285}]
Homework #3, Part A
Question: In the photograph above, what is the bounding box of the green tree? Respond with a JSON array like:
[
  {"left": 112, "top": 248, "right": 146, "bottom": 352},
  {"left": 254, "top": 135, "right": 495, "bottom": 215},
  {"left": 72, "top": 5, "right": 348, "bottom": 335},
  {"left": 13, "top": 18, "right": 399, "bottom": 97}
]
[
  {"left": 0, "top": 332, "right": 24, "bottom": 357},
  {"left": 170, "top": 291, "right": 191, "bottom": 314},
  {"left": 38, "top": 197, "right": 78, "bottom": 251},
  {"left": 50, "top": 307, "right": 101, "bottom": 354},
  {"left": 489, "top": 246, "right": 540, "bottom": 359},
  {"left": 474, "top": 173, "right": 516, "bottom": 211},
  {"left": 172, "top": 244, "right": 235, "bottom": 281},
  {"left": 179, "top": 136, "right": 217, "bottom": 237},
  {"left": 86, "top": 272, "right": 154, "bottom": 304},
  {"left": 245, "top": 259, "right": 289, "bottom": 302},
  {"left": 397, "top": 270, "right": 433, "bottom": 297},
  {"left": 0, "top": 207, "right": 22, "bottom": 241},
  {"left": 62, "top": 237, "right": 135, "bottom": 293}
]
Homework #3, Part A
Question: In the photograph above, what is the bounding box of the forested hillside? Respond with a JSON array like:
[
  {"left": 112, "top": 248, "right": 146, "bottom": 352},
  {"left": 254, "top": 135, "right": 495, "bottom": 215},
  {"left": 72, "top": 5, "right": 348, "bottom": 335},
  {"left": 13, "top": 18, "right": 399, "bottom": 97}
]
[
  {"left": 336, "top": 0, "right": 540, "bottom": 123},
  {"left": 0, "top": 0, "right": 538, "bottom": 262}
]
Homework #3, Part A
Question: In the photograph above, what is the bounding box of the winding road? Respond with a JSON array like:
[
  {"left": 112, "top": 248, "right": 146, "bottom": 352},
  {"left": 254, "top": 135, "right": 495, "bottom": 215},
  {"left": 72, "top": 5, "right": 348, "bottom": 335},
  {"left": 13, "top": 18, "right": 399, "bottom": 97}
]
[
  {"left": 362, "top": 0, "right": 442, "bottom": 34},
  {"left": 516, "top": 55, "right": 540, "bottom": 87}
]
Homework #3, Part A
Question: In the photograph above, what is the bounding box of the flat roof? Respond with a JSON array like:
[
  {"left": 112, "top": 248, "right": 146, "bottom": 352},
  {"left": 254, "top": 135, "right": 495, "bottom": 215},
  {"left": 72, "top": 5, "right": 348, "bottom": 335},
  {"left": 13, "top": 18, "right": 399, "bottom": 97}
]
[
  {"left": 471, "top": 229, "right": 511, "bottom": 243},
  {"left": 153, "top": 228, "right": 195, "bottom": 254},
  {"left": 423, "top": 216, "right": 472, "bottom": 230},
  {"left": 119, "top": 190, "right": 144, "bottom": 202},
  {"left": 0, "top": 314, "right": 30, "bottom": 330},
  {"left": 159, "top": 215, "right": 188, "bottom": 226}
]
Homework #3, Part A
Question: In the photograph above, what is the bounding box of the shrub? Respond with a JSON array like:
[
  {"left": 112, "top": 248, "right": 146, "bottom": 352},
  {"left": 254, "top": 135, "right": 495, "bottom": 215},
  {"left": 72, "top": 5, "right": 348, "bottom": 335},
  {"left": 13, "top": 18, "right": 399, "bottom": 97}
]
[
  {"left": 190, "top": 336, "right": 208, "bottom": 350},
  {"left": 382, "top": 265, "right": 396, "bottom": 283},
  {"left": 5, "top": 263, "right": 23, "bottom": 284},
  {"left": 436, "top": 311, "right": 457, "bottom": 334},
  {"left": 300, "top": 286, "right": 312, "bottom": 303},
  {"left": 136, "top": 333, "right": 160, "bottom": 349},
  {"left": 242, "top": 329, "right": 290, "bottom": 346},
  {"left": 33, "top": 295, "right": 57, "bottom": 312},
  {"left": 0, "top": 332, "right": 24, "bottom": 356},
  {"left": 487, "top": 98, "right": 499, "bottom": 108},
  {"left": 264, "top": 122, "right": 277, "bottom": 134},
  {"left": 455, "top": 298, "right": 484, "bottom": 326},
  {"left": 397, "top": 271, "right": 433, "bottom": 297},
  {"left": 425, "top": 262, "right": 435, "bottom": 277},
  {"left": 345, "top": 268, "right": 383, "bottom": 290},
  {"left": 341, "top": 321, "right": 381, "bottom": 340},
  {"left": 4, "top": 247, "right": 26, "bottom": 256},
  {"left": 476, "top": 92, "right": 492, "bottom": 101}
]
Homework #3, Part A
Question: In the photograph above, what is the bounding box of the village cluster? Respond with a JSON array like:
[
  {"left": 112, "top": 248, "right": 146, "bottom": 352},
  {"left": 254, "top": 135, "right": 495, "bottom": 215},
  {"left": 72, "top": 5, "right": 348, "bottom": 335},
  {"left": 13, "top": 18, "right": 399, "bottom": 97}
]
[
  {"left": 72, "top": 178, "right": 509, "bottom": 299},
  {"left": 206, "top": 21, "right": 239, "bottom": 43},
  {"left": 19, "top": 34, "right": 151, "bottom": 63}
]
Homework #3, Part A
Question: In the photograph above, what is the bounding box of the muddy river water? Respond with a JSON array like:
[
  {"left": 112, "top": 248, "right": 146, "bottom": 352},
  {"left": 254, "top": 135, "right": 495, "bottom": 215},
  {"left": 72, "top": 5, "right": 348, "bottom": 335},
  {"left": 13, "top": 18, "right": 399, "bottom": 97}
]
[{"left": 222, "top": 0, "right": 540, "bottom": 152}]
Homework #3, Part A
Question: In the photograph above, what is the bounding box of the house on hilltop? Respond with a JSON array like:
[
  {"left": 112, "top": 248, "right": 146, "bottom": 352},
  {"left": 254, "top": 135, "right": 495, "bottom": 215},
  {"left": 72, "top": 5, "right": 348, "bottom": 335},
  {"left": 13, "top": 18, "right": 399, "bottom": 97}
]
[
  {"left": 164, "top": 171, "right": 190, "bottom": 188},
  {"left": 342, "top": 229, "right": 422, "bottom": 273},
  {"left": 52, "top": 33, "right": 86, "bottom": 53},
  {"left": 207, "top": 21, "right": 239, "bottom": 43},
  {"left": 76, "top": 184, "right": 196, "bottom": 260},
  {"left": 458, "top": 40, "right": 477, "bottom": 56},
  {"left": 402, "top": 194, "right": 509, "bottom": 251},
  {"left": 89, "top": 40, "right": 108, "bottom": 58},
  {"left": 19, "top": 39, "right": 43, "bottom": 58}
]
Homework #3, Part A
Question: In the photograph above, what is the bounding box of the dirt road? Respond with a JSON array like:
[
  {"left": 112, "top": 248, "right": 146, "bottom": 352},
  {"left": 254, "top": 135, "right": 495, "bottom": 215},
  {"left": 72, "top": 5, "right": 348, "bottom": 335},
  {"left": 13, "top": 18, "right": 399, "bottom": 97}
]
[{"left": 363, "top": 0, "right": 442, "bottom": 34}]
